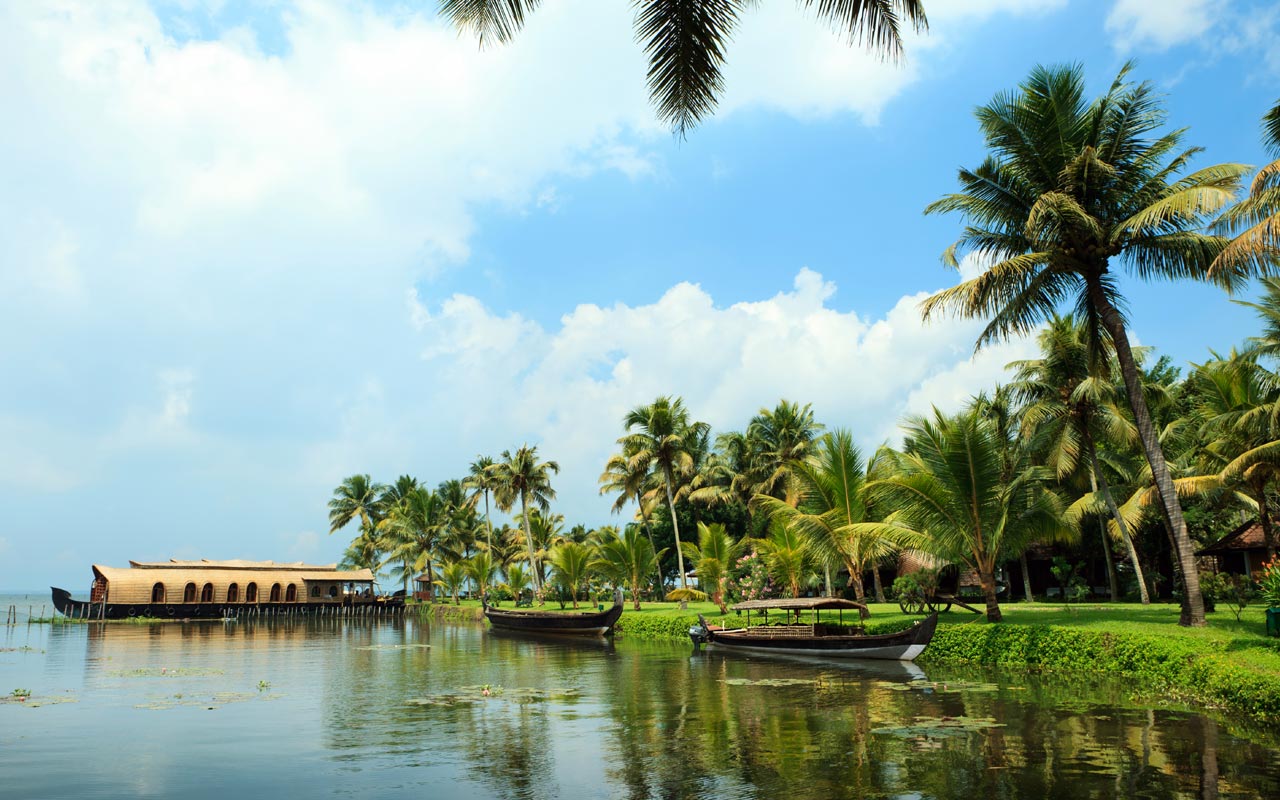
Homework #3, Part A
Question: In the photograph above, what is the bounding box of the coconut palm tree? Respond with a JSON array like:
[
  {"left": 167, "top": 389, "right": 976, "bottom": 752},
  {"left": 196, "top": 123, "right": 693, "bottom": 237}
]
[
  {"left": 1212, "top": 99, "right": 1280, "bottom": 279},
  {"left": 620, "top": 396, "right": 707, "bottom": 589},
  {"left": 465, "top": 551, "right": 498, "bottom": 602},
  {"left": 756, "top": 519, "right": 812, "bottom": 599},
  {"left": 600, "top": 444, "right": 664, "bottom": 596},
  {"left": 869, "top": 406, "right": 1067, "bottom": 622},
  {"left": 678, "top": 522, "right": 744, "bottom": 613},
  {"left": 490, "top": 444, "right": 560, "bottom": 594},
  {"left": 435, "top": 561, "right": 468, "bottom": 605},
  {"left": 922, "top": 63, "right": 1252, "bottom": 626},
  {"left": 503, "top": 562, "right": 532, "bottom": 601},
  {"left": 439, "top": 0, "right": 927, "bottom": 135},
  {"left": 592, "top": 527, "right": 663, "bottom": 610},
  {"left": 547, "top": 542, "right": 594, "bottom": 608},
  {"left": 339, "top": 526, "right": 381, "bottom": 572},
  {"left": 464, "top": 456, "right": 499, "bottom": 548},
  {"left": 378, "top": 487, "right": 449, "bottom": 599},
  {"left": 751, "top": 429, "right": 899, "bottom": 602},
  {"left": 328, "top": 474, "right": 388, "bottom": 535},
  {"left": 1189, "top": 351, "right": 1280, "bottom": 561},
  {"left": 1007, "top": 319, "right": 1150, "bottom": 603},
  {"left": 743, "top": 400, "right": 825, "bottom": 500}
]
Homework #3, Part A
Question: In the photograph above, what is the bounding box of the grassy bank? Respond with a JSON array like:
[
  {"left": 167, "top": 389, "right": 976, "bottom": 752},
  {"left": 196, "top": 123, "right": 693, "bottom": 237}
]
[{"left": 427, "top": 598, "right": 1280, "bottom": 721}]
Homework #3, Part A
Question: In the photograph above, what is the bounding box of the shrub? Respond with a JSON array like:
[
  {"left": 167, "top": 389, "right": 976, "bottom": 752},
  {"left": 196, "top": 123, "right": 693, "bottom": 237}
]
[{"left": 1258, "top": 559, "right": 1280, "bottom": 608}]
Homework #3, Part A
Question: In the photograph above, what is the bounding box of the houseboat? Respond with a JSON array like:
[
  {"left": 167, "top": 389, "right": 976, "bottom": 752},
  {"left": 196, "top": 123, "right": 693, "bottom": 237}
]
[{"left": 51, "top": 559, "right": 403, "bottom": 619}]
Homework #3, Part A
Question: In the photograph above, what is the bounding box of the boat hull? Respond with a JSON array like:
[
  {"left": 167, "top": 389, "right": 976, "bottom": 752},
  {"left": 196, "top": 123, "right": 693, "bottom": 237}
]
[
  {"left": 50, "top": 587, "right": 404, "bottom": 620},
  {"left": 694, "top": 612, "right": 938, "bottom": 662},
  {"left": 483, "top": 601, "right": 623, "bottom": 637}
]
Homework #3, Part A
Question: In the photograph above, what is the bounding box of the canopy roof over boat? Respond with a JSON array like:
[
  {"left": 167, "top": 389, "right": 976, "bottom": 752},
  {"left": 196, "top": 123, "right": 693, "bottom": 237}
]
[{"left": 731, "top": 598, "right": 867, "bottom": 612}]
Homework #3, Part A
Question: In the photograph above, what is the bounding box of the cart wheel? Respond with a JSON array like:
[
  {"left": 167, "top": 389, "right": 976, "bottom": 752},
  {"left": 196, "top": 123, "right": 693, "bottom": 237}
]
[
  {"left": 928, "top": 600, "right": 952, "bottom": 614},
  {"left": 898, "top": 598, "right": 927, "bottom": 615}
]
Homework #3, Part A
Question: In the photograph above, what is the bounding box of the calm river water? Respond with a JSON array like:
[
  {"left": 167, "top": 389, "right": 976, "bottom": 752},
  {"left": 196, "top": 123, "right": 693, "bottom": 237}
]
[{"left": 2, "top": 594, "right": 1279, "bottom": 799}]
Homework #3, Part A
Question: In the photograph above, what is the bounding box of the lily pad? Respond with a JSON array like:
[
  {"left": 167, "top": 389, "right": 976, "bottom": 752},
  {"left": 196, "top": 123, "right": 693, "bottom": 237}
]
[
  {"left": 407, "top": 685, "right": 580, "bottom": 707},
  {"left": 135, "top": 691, "right": 280, "bottom": 710},
  {"left": 875, "top": 679, "right": 1002, "bottom": 694},
  {"left": 2, "top": 691, "right": 78, "bottom": 708},
  {"left": 872, "top": 715, "right": 1005, "bottom": 738},
  {"left": 107, "top": 667, "right": 225, "bottom": 678},
  {"left": 354, "top": 644, "right": 431, "bottom": 651},
  {"left": 721, "top": 677, "right": 817, "bottom": 687}
]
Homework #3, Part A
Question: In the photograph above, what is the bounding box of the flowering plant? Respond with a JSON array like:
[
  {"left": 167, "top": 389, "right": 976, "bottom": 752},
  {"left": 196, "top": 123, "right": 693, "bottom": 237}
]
[
  {"left": 1259, "top": 559, "right": 1280, "bottom": 608},
  {"left": 728, "top": 550, "right": 773, "bottom": 603}
]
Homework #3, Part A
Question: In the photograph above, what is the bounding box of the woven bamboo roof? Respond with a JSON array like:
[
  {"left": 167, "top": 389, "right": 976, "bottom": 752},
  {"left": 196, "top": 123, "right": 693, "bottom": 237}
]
[
  {"left": 732, "top": 598, "right": 867, "bottom": 612},
  {"left": 93, "top": 562, "right": 374, "bottom": 605},
  {"left": 129, "top": 558, "right": 340, "bottom": 571}
]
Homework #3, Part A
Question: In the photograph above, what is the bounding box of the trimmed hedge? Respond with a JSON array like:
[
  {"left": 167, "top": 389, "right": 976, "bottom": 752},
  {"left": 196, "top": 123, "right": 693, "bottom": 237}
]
[{"left": 922, "top": 623, "right": 1280, "bottom": 721}]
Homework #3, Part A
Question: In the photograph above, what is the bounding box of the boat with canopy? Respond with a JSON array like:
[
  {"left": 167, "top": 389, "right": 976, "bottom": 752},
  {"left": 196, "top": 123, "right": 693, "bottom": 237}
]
[{"left": 688, "top": 597, "right": 938, "bottom": 661}]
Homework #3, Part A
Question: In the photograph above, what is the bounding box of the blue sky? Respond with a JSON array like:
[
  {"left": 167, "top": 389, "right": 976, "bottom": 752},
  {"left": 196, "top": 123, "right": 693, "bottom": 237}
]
[{"left": 2, "top": 0, "right": 1278, "bottom": 591}]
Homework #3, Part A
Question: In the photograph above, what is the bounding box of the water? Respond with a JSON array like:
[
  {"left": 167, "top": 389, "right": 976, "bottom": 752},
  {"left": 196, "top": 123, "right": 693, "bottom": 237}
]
[{"left": 2, "top": 595, "right": 1279, "bottom": 799}]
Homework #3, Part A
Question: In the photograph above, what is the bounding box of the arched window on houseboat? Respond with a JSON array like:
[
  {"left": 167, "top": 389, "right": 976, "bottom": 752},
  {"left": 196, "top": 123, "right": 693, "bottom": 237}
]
[
  {"left": 184, "top": 582, "right": 197, "bottom": 603},
  {"left": 201, "top": 583, "right": 214, "bottom": 603},
  {"left": 327, "top": 585, "right": 339, "bottom": 598},
  {"left": 309, "top": 584, "right": 321, "bottom": 598},
  {"left": 285, "top": 584, "right": 298, "bottom": 603},
  {"left": 246, "top": 582, "right": 258, "bottom": 603},
  {"left": 226, "top": 583, "right": 239, "bottom": 603},
  {"left": 152, "top": 583, "right": 166, "bottom": 603},
  {"left": 270, "top": 583, "right": 281, "bottom": 602}
]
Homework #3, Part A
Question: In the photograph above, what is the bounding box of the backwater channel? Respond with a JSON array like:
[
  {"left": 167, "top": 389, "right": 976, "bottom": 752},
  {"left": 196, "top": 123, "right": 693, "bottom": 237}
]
[{"left": 2, "top": 597, "right": 1279, "bottom": 799}]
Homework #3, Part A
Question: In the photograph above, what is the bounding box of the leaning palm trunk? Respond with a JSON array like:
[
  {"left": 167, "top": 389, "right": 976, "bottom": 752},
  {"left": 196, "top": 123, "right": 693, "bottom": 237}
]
[
  {"left": 846, "top": 560, "right": 866, "bottom": 602},
  {"left": 872, "top": 565, "right": 886, "bottom": 603},
  {"left": 1088, "top": 472, "right": 1120, "bottom": 601},
  {"left": 665, "top": 475, "right": 689, "bottom": 590},
  {"left": 1087, "top": 442, "right": 1150, "bottom": 604},
  {"left": 1090, "top": 284, "right": 1203, "bottom": 624},
  {"left": 635, "top": 490, "right": 663, "bottom": 598},
  {"left": 1018, "top": 552, "right": 1034, "bottom": 602},
  {"left": 520, "top": 494, "right": 542, "bottom": 595}
]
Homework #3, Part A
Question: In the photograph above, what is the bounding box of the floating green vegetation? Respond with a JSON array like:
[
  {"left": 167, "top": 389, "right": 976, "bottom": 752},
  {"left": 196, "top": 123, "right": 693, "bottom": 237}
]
[
  {"left": 354, "top": 643, "right": 432, "bottom": 651},
  {"left": 2, "top": 689, "right": 77, "bottom": 708},
  {"left": 135, "top": 691, "right": 281, "bottom": 711},
  {"left": 872, "top": 716, "right": 1005, "bottom": 739},
  {"left": 407, "top": 685, "right": 580, "bottom": 708},
  {"left": 875, "top": 679, "right": 1004, "bottom": 694},
  {"left": 0, "top": 647, "right": 43, "bottom": 654},
  {"left": 106, "top": 667, "right": 225, "bottom": 678},
  {"left": 257, "top": 680, "right": 271, "bottom": 691},
  {"left": 720, "top": 677, "right": 818, "bottom": 687}
]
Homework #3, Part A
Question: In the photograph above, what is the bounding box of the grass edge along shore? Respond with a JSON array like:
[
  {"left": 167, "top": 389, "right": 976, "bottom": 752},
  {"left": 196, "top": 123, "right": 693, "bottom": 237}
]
[{"left": 426, "top": 599, "right": 1280, "bottom": 722}]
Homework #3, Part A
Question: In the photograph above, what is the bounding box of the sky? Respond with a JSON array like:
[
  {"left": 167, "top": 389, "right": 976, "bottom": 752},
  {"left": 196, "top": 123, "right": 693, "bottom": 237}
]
[{"left": 2, "top": 0, "right": 1278, "bottom": 591}]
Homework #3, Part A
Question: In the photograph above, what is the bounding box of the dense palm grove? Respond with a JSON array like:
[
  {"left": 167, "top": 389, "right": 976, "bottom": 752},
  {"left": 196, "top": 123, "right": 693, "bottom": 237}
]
[{"left": 330, "top": 67, "right": 1280, "bottom": 627}]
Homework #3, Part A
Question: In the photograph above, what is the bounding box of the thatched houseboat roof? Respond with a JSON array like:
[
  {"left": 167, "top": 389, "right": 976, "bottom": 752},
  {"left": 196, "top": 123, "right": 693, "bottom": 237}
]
[{"left": 91, "top": 559, "right": 374, "bottom": 605}]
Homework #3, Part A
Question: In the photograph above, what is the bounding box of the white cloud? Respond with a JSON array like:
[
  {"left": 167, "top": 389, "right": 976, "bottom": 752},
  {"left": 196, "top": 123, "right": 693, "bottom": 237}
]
[
  {"left": 402, "top": 268, "right": 1036, "bottom": 524},
  {"left": 1107, "top": 0, "right": 1223, "bottom": 52}
]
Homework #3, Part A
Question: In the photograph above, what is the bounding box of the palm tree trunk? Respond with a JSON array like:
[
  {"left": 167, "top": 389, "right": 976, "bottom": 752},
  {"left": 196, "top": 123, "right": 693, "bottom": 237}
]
[
  {"left": 1087, "top": 430, "right": 1150, "bottom": 604},
  {"left": 520, "top": 495, "right": 542, "bottom": 596},
  {"left": 847, "top": 561, "right": 865, "bottom": 602},
  {"left": 1019, "top": 552, "right": 1034, "bottom": 602},
  {"left": 872, "top": 565, "right": 886, "bottom": 604},
  {"left": 1089, "top": 281, "right": 1204, "bottom": 626},
  {"left": 1259, "top": 489, "right": 1277, "bottom": 563},
  {"left": 979, "top": 565, "right": 1002, "bottom": 622},
  {"left": 824, "top": 564, "right": 833, "bottom": 597},
  {"left": 1089, "top": 471, "right": 1120, "bottom": 601},
  {"left": 483, "top": 490, "right": 494, "bottom": 550},
  {"left": 636, "top": 491, "right": 663, "bottom": 599},
  {"left": 665, "top": 474, "right": 689, "bottom": 590}
]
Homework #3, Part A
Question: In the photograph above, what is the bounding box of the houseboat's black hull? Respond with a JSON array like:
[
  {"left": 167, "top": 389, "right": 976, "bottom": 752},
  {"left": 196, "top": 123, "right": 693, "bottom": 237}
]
[
  {"left": 691, "top": 612, "right": 938, "bottom": 661},
  {"left": 482, "top": 599, "right": 624, "bottom": 637},
  {"left": 50, "top": 587, "right": 404, "bottom": 620}
]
